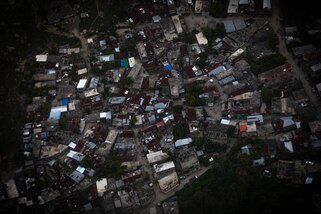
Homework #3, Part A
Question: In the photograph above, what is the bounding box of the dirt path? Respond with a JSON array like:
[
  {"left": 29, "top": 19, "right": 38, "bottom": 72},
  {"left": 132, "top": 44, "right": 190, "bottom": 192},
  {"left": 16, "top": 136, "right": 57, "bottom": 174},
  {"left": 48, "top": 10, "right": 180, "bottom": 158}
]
[
  {"left": 269, "top": 0, "right": 321, "bottom": 116},
  {"left": 71, "top": 17, "right": 91, "bottom": 71}
]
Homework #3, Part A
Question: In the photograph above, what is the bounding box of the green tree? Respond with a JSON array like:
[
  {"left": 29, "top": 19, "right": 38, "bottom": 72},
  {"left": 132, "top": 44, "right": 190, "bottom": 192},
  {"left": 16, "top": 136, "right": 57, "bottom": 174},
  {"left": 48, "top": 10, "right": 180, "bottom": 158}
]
[
  {"left": 251, "top": 54, "right": 287, "bottom": 75},
  {"left": 94, "top": 160, "right": 126, "bottom": 180},
  {"left": 173, "top": 122, "right": 189, "bottom": 140},
  {"left": 261, "top": 87, "right": 273, "bottom": 107},
  {"left": 173, "top": 105, "right": 183, "bottom": 114},
  {"left": 90, "top": 66, "right": 104, "bottom": 76},
  {"left": 124, "top": 77, "right": 133, "bottom": 86}
]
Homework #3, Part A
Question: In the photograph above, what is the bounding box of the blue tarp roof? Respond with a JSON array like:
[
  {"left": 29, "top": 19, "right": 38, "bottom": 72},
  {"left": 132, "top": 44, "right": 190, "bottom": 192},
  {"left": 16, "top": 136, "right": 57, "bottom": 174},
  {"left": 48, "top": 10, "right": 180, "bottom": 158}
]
[
  {"left": 120, "top": 58, "right": 129, "bottom": 67},
  {"left": 62, "top": 98, "right": 70, "bottom": 105},
  {"left": 164, "top": 64, "right": 172, "bottom": 70}
]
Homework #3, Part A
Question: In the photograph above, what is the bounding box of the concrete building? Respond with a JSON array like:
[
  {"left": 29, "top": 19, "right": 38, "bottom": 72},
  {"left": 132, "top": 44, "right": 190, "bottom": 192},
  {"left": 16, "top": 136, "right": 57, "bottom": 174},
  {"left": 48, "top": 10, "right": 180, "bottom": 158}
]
[
  {"left": 171, "top": 15, "right": 183, "bottom": 34},
  {"left": 158, "top": 172, "right": 179, "bottom": 193},
  {"left": 195, "top": 32, "right": 208, "bottom": 46},
  {"left": 228, "top": 0, "right": 238, "bottom": 14},
  {"left": 177, "top": 147, "right": 200, "bottom": 174}
]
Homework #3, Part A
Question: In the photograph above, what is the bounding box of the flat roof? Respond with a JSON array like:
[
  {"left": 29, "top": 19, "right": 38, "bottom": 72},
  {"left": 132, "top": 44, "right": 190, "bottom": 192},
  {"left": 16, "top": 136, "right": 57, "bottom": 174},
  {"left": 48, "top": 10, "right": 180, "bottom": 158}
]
[
  {"left": 36, "top": 54, "right": 48, "bottom": 62},
  {"left": 233, "top": 19, "right": 246, "bottom": 31},
  {"left": 84, "top": 88, "right": 99, "bottom": 98},
  {"left": 105, "top": 130, "right": 119, "bottom": 144},
  {"left": 171, "top": 15, "right": 183, "bottom": 34},
  {"left": 218, "top": 75, "right": 235, "bottom": 85},
  {"left": 5, "top": 179, "right": 19, "bottom": 199},
  {"left": 175, "top": 137, "right": 192, "bottom": 147},
  {"left": 96, "top": 178, "right": 108, "bottom": 196},
  {"left": 109, "top": 96, "right": 126, "bottom": 104},
  {"left": 77, "top": 79, "right": 88, "bottom": 89},
  {"left": 147, "top": 151, "right": 169, "bottom": 164},
  {"left": 263, "top": 0, "right": 271, "bottom": 9},
  {"left": 195, "top": 32, "right": 208, "bottom": 46},
  {"left": 228, "top": 0, "right": 238, "bottom": 14},
  {"left": 195, "top": 0, "right": 203, "bottom": 13},
  {"left": 154, "top": 161, "right": 175, "bottom": 173},
  {"left": 128, "top": 57, "right": 137, "bottom": 68},
  {"left": 223, "top": 20, "right": 236, "bottom": 33},
  {"left": 311, "top": 63, "right": 321, "bottom": 72},
  {"left": 48, "top": 105, "right": 68, "bottom": 122},
  {"left": 67, "top": 150, "right": 85, "bottom": 161}
]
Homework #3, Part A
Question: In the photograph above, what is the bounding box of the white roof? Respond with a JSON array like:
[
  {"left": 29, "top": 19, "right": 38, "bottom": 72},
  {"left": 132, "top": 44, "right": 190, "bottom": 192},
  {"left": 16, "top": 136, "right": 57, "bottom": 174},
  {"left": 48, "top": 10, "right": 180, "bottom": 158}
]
[
  {"left": 68, "top": 102, "right": 76, "bottom": 111},
  {"left": 154, "top": 161, "right": 175, "bottom": 173},
  {"left": 246, "top": 122, "right": 257, "bottom": 132},
  {"left": 175, "top": 137, "right": 192, "bottom": 147},
  {"left": 195, "top": 32, "right": 208, "bottom": 46},
  {"left": 77, "top": 79, "right": 88, "bottom": 89},
  {"left": 48, "top": 105, "right": 68, "bottom": 122},
  {"left": 67, "top": 150, "right": 85, "bottom": 161},
  {"left": 100, "top": 112, "right": 112, "bottom": 119},
  {"left": 228, "top": 48, "right": 244, "bottom": 62},
  {"left": 68, "top": 142, "right": 77, "bottom": 149},
  {"left": 36, "top": 54, "right": 48, "bottom": 62},
  {"left": 96, "top": 178, "right": 108, "bottom": 196},
  {"left": 152, "top": 15, "right": 161, "bottom": 23},
  {"left": 147, "top": 151, "right": 169, "bottom": 164},
  {"left": 128, "top": 57, "right": 136, "bottom": 68},
  {"left": 87, "top": 38, "right": 93, "bottom": 43},
  {"left": 221, "top": 119, "right": 230, "bottom": 125},
  {"left": 77, "top": 68, "right": 88, "bottom": 75},
  {"left": 76, "top": 166, "right": 86, "bottom": 174},
  {"left": 284, "top": 141, "right": 294, "bottom": 153}
]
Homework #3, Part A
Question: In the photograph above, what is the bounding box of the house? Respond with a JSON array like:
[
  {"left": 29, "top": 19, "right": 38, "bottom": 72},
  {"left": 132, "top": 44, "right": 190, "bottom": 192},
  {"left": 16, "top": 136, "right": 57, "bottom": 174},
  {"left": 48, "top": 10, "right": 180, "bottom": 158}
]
[
  {"left": 175, "top": 138, "right": 192, "bottom": 148},
  {"left": 36, "top": 54, "right": 48, "bottom": 62},
  {"left": 160, "top": 17, "right": 177, "bottom": 41},
  {"left": 228, "top": 0, "right": 238, "bottom": 14},
  {"left": 228, "top": 48, "right": 244, "bottom": 63},
  {"left": 153, "top": 161, "right": 176, "bottom": 179},
  {"left": 127, "top": 63, "right": 146, "bottom": 90},
  {"left": 157, "top": 171, "right": 179, "bottom": 193},
  {"left": 194, "top": 0, "right": 202, "bottom": 14},
  {"left": 206, "top": 123, "right": 228, "bottom": 144},
  {"left": 176, "top": 147, "right": 200, "bottom": 174},
  {"left": 276, "top": 160, "right": 307, "bottom": 184},
  {"left": 136, "top": 42, "right": 148, "bottom": 62},
  {"left": 222, "top": 91, "right": 261, "bottom": 117},
  {"left": 5, "top": 179, "right": 19, "bottom": 199},
  {"left": 76, "top": 79, "right": 88, "bottom": 91},
  {"left": 105, "top": 130, "right": 119, "bottom": 144},
  {"left": 168, "top": 77, "right": 181, "bottom": 99},
  {"left": 69, "top": 170, "right": 85, "bottom": 183},
  {"left": 96, "top": 178, "right": 108, "bottom": 197},
  {"left": 258, "top": 64, "right": 294, "bottom": 87},
  {"left": 195, "top": 32, "right": 208, "bottom": 46},
  {"left": 171, "top": 15, "right": 183, "bottom": 34},
  {"left": 147, "top": 151, "right": 169, "bottom": 164}
]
